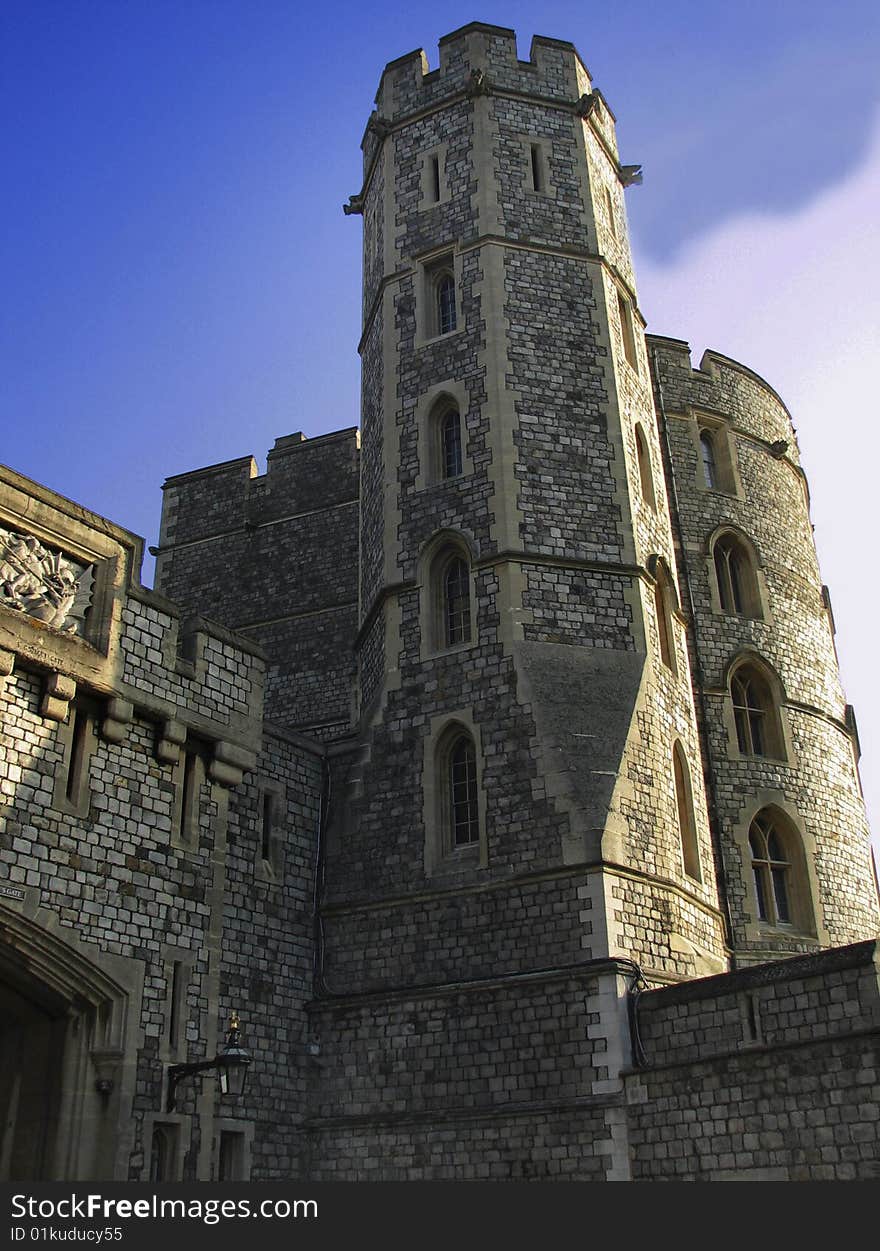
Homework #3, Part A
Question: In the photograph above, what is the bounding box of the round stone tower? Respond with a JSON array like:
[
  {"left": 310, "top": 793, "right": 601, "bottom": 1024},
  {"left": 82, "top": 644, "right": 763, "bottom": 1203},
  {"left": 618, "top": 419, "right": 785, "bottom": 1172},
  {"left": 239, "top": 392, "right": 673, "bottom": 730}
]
[{"left": 651, "top": 338, "right": 880, "bottom": 964}]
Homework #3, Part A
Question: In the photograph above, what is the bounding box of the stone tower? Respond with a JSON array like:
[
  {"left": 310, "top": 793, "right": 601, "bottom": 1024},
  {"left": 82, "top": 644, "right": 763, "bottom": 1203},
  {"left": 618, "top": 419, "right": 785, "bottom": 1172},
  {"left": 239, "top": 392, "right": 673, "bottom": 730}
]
[
  {"left": 329, "top": 22, "right": 727, "bottom": 988},
  {"left": 651, "top": 337, "right": 879, "bottom": 962},
  {"left": 302, "top": 23, "right": 879, "bottom": 1175}
]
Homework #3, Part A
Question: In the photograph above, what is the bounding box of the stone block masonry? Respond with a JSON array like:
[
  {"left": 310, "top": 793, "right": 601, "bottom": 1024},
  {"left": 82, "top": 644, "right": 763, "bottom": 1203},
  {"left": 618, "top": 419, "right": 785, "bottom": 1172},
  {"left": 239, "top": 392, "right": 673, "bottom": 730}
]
[{"left": 155, "top": 428, "right": 360, "bottom": 739}]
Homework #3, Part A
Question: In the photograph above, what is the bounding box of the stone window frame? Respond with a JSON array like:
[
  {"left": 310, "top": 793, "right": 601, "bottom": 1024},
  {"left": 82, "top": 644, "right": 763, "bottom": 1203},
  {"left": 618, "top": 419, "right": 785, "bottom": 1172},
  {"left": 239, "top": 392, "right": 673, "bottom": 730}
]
[
  {"left": 415, "top": 382, "right": 475, "bottom": 490},
  {"left": 672, "top": 739, "right": 702, "bottom": 883},
  {"left": 730, "top": 793, "right": 826, "bottom": 946},
  {"left": 691, "top": 412, "right": 743, "bottom": 498},
  {"left": 416, "top": 248, "right": 464, "bottom": 346},
  {"left": 172, "top": 735, "right": 210, "bottom": 850},
  {"left": 521, "top": 135, "right": 555, "bottom": 197},
  {"left": 423, "top": 711, "right": 488, "bottom": 877},
  {"left": 142, "top": 1114, "right": 189, "bottom": 1183},
  {"left": 723, "top": 652, "right": 793, "bottom": 765},
  {"left": 213, "top": 1118, "right": 254, "bottom": 1181},
  {"left": 161, "top": 949, "right": 193, "bottom": 1064},
  {"left": 255, "top": 779, "right": 286, "bottom": 883},
  {"left": 634, "top": 421, "right": 655, "bottom": 509},
  {"left": 604, "top": 184, "right": 618, "bottom": 241},
  {"left": 51, "top": 695, "right": 100, "bottom": 817},
  {"left": 615, "top": 287, "right": 639, "bottom": 373},
  {"left": 707, "top": 525, "right": 770, "bottom": 622},
  {"left": 647, "top": 555, "right": 679, "bottom": 677},
  {"left": 419, "top": 143, "right": 449, "bottom": 208},
  {"left": 418, "top": 529, "right": 477, "bottom": 661}
]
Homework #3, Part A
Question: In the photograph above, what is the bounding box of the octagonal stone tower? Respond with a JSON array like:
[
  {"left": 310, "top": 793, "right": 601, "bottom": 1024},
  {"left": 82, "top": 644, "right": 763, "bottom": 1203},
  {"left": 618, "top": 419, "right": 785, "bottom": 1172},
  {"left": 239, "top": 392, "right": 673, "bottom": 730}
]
[{"left": 325, "top": 22, "right": 729, "bottom": 998}]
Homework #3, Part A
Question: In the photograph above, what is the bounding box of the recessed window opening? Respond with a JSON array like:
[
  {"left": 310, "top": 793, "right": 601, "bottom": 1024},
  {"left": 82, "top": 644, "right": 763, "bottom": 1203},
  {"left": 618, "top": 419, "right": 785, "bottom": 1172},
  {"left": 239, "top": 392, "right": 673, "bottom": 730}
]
[
  {"left": 730, "top": 663, "right": 783, "bottom": 759},
  {"left": 654, "top": 576, "right": 674, "bottom": 671},
  {"left": 635, "top": 424, "right": 655, "bottom": 507},
  {"left": 530, "top": 144, "right": 544, "bottom": 192},
  {"left": 218, "top": 1131, "right": 245, "bottom": 1182},
  {"left": 180, "top": 751, "right": 198, "bottom": 843},
  {"left": 261, "top": 791, "right": 274, "bottom": 862},
  {"left": 673, "top": 743, "right": 701, "bottom": 881},
  {"left": 430, "top": 154, "right": 441, "bottom": 203},
  {"left": 168, "top": 961, "right": 185, "bottom": 1051},
  {"left": 749, "top": 812, "right": 791, "bottom": 925},
  {"left": 605, "top": 186, "right": 617, "bottom": 239},
  {"left": 150, "top": 1125, "right": 178, "bottom": 1183},
  {"left": 444, "top": 556, "right": 471, "bottom": 646},
  {"left": 450, "top": 735, "right": 479, "bottom": 847},
  {"left": 700, "top": 429, "right": 718, "bottom": 489},
  {"left": 437, "top": 272, "right": 456, "bottom": 335},
  {"left": 65, "top": 707, "right": 90, "bottom": 804},
  {"left": 714, "top": 533, "right": 760, "bottom": 618},
  {"left": 617, "top": 290, "right": 638, "bottom": 371},
  {"left": 441, "top": 408, "right": 463, "bottom": 479}
]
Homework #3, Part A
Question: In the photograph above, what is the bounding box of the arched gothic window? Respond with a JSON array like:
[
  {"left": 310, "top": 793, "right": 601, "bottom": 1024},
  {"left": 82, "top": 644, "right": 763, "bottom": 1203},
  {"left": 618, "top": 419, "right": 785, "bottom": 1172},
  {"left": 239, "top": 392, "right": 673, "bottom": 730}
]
[
  {"left": 448, "top": 734, "right": 479, "bottom": 848},
  {"left": 749, "top": 812, "right": 791, "bottom": 925},
  {"left": 442, "top": 554, "right": 471, "bottom": 647},
  {"left": 440, "top": 407, "right": 463, "bottom": 479},
  {"left": 635, "top": 423, "right": 655, "bottom": 508},
  {"left": 673, "top": 743, "right": 701, "bottom": 881},
  {"left": 437, "top": 271, "right": 457, "bottom": 335},
  {"left": 713, "top": 531, "right": 761, "bottom": 618},
  {"left": 730, "top": 662, "right": 784, "bottom": 759}
]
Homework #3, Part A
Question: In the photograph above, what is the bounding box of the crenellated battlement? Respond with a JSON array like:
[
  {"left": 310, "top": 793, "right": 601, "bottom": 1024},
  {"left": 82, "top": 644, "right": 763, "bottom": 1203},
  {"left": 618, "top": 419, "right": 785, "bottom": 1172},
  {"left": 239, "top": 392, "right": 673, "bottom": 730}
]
[
  {"left": 371, "top": 23, "right": 593, "bottom": 127},
  {"left": 158, "top": 427, "right": 359, "bottom": 551}
]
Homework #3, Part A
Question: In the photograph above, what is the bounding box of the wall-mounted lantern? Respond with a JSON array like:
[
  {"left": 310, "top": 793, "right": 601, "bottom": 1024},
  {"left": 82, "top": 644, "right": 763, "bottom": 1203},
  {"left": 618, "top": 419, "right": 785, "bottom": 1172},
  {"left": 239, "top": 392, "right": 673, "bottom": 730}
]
[{"left": 167, "top": 1011, "right": 251, "bottom": 1112}]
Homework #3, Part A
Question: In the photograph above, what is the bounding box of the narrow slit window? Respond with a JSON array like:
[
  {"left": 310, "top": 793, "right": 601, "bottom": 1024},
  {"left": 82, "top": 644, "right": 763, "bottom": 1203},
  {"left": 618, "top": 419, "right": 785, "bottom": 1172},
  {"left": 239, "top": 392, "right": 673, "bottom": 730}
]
[
  {"left": 168, "top": 961, "right": 185, "bottom": 1051},
  {"left": 605, "top": 186, "right": 617, "bottom": 239},
  {"left": 654, "top": 575, "right": 675, "bottom": 671},
  {"left": 673, "top": 744, "right": 701, "bottom": 882},
  {"left": 617, "top": 290, "right": 638, "bottom": 371},
  {"left": 65, "top": 707, "right": 90, "bottom": 803},
  {"left": 635, "top": 424, "right": 655, "bottom": 507},
  {"left": 261, "top": 791, "right": 274, "bottom": 862},
  {"left": 430, "top": 154, "right": 441, "bottom": 203},
  {"left": 530, "top": 144, "right": 543, "bottom": 192}
]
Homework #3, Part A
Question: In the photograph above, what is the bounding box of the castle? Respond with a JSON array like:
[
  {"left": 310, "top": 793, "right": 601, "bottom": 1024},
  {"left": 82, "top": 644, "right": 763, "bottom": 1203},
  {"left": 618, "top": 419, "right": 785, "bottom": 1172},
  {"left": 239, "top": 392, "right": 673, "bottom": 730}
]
[{"left": 1, "top": 23, "right": 879, "bottom": 1182}]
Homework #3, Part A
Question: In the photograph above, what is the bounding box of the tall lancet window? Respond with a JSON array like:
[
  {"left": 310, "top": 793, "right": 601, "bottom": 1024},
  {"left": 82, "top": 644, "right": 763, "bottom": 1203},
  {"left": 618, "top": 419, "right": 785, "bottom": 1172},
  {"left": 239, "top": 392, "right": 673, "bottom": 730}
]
[{"left": 443, "top": 555, "right": 471, "bottom": 646}]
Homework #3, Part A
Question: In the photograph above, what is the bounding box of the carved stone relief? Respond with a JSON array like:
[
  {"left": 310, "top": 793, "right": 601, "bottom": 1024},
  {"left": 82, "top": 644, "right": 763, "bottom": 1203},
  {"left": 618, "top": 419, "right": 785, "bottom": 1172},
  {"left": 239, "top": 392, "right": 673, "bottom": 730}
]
[{"left": 0, "top": 526, "right": 94, "bottom": 634}]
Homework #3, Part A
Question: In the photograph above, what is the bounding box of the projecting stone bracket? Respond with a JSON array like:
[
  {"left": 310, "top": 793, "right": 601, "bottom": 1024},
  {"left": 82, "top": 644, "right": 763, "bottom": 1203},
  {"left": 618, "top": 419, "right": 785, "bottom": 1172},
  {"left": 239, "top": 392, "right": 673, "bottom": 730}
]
[
  {"left": 41, "top": 671, "right": 76, "bottom": 722},
  {"left": 101, "top": 698, "right": 133, "bottom": 744},
  {"left": 209, "top": 740, "right": 258, "bottom": 788},
  {"left": 0, "top": 647, "right": 14, "bottom": 688},
  {"left": 156, "top": 718, "right": 187, "bottom": 764}
]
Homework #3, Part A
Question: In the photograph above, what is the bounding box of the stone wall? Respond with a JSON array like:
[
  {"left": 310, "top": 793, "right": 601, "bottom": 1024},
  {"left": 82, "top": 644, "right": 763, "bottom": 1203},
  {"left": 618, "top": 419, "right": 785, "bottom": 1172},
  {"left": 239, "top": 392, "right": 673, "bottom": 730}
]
[
  {"left": 626, "top": 942, "right": 880, "bottom": 1180},
  {"left": 0, "top": 467, "right": 321, "bottom": 1181},
  {"left": 155, "top": 429, "right": 360, "bottom": 740}
]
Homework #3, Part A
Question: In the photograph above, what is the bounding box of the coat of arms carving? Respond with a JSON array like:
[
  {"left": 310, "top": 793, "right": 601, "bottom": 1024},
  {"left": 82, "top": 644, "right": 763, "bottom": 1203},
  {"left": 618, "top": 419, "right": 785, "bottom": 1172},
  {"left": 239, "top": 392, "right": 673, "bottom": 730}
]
[{"left": 0, "top": 526, "right": 94, "bottom": 634}]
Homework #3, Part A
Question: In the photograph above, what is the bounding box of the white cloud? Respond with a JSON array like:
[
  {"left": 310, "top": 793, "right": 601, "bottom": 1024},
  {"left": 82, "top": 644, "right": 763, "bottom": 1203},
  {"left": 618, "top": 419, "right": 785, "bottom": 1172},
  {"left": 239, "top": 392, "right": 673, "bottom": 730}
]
[{"left": 632, "top": 114, "right": 880, "bottom": 857}]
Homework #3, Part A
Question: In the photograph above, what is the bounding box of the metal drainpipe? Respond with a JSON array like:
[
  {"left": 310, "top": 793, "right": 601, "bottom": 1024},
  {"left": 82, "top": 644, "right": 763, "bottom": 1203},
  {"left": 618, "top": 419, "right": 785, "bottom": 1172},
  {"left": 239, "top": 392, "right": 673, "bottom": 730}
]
[{"left": 651, "top": 347, "right": 736, "bottom": 964}]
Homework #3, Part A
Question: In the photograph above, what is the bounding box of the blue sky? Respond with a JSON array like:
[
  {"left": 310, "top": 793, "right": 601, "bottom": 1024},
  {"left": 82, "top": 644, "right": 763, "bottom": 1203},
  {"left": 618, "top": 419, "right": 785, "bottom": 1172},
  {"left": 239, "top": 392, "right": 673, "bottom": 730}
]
[{"left": 4, "top": 0, "right": 880, "bottom": 846}]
